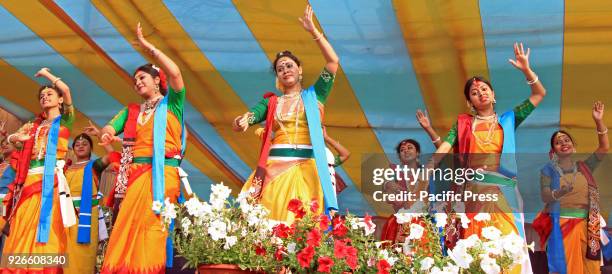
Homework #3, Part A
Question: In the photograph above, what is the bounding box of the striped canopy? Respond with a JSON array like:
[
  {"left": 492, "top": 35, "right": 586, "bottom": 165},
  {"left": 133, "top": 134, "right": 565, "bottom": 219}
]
[{"left": 1, "top": 0, "right": 610, "bottom": 218}]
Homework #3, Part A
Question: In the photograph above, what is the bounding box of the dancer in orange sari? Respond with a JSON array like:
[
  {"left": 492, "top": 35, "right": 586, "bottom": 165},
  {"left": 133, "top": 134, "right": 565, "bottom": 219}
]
[
  {"left": 533, "top": 101, "right": 609, "bottom": 274},
  {"left": 2, "top": 68, "right": 76, "bottom": 273},
  {"left": 63, "top": 122, "right": 116, "bottom": 274},
  {"left": 233, "top": 5, "right": 339, "bottom": 222},
  {"left": 99, "top": 23, "right": 187, "bottom": 274},
  {"left": 428, "top": 43, "right": 547, "bottom": 274}
]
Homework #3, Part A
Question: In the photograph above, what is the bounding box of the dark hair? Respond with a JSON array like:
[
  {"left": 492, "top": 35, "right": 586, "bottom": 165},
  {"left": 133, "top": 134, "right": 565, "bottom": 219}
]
[
  {"left": 463, "top": 76, "right": 493, "bottom": 101},
  {"left": 134, "top": 63, "right": 167, "bottom": 95},
  {"left": 272, "top": 50, "right": 301, "bottom": 75},
  {"left": 38, "top": 85, "right": 65, "bottom": 114},
  {"left": 550, "top": 130, "right": 575, "bottom": 149},
  {"left": 396, "top": 139, "right": 421, "bottom": 156},
  {"left": 72, "top": 133, "right": 93, "bottom": 157}
]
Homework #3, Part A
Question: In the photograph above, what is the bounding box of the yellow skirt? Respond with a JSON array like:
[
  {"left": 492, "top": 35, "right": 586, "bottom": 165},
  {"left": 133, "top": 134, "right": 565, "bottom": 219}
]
[
  {"left": 63, "top": 207, "right": 98, "bottom": 274},
  {"left": 242, "top": 159, "right": 324, "bottom": 223},
  {"left": 560, "top": 218, "right": 601, "bottom": 274},
  {"left": 1, "top": 173, "right": 65, "bottom": 273},
  {"left": 101, "top": 164, "right": 180, "bottom": 274}
]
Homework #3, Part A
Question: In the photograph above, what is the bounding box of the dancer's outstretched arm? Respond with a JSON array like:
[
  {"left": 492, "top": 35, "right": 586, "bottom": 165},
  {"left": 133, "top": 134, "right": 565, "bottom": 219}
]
[
  {"left": 299, "top": 5, "right": 339, "bottom": 74},
  {"left": 508, "top": 42, "right": 546, "bottom": 107}
]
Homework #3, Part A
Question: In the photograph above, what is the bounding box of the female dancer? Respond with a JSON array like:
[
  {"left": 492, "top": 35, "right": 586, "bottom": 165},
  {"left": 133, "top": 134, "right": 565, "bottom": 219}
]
[
  {"left": 99, "top": 23, "right": 187, "bottom": 273},
  {"left": 2, "top": 68, "right": 75, "bottom": 272},
  {"left": 534, "top": 101, "right": 609, "bottom": 274},
  {"left": 64, "top": 121, "right": 116, "bottom": 274},
  {"left": 233, "top": 5, "right": 339, "bottom": 222},
  {"left": 429, "top": 43, "right": 546, "bottom": 273}
]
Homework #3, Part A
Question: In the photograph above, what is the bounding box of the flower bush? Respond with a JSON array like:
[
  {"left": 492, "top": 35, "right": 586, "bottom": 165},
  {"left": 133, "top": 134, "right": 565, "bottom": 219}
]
[
  {"left": 161, "top": 184, "right": 533, "bottom": 274},
  {"left": 169, "top": 184, "right": 279, "bottom": 272}
]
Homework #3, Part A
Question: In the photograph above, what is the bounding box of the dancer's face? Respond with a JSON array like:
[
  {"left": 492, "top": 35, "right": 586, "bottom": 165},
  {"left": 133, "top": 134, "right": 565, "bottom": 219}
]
[
  {"left": 399, "top": 142, "right": 419, "bottom": 164},
  {"left": 73, "top": 138, "right": 92, "bottom": 159},
  {"left": 39, "top": 88, "right": 63, "bottom": 111},
  {"left": 275, "top": 57, "right": 302, "bottom": 90},
  {"left": 468, "top": 81, "right": 495, "bottom": 110},
  {"left": 133, "top": 70, "right": 160, "bottom": 98},
  {"left": 1, "top": 140, "right": 14, "bottom": 158},
  {"left": 552, "top": 132, "right": 575, "bottom": 157}
]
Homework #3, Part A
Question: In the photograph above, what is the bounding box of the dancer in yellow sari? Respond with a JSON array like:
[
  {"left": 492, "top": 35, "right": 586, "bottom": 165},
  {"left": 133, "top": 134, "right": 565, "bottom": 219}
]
[
  {"left": 429, "top": 43, "right": 547, "bottom": 274},
  {"left": 99, "top": 23, "right": 186, "bottom": 274},
  {"left": 63, "top": 123, "right": 116, "bottom": 274},
  {"left": 2, "top": 68, "right": 75, "bottom": 273},
  {"left": 533, "top": 101, "right": 609, "bottom": 274},
  {"left": 233, "top": 5, "right": 339, "bottom": 222}
]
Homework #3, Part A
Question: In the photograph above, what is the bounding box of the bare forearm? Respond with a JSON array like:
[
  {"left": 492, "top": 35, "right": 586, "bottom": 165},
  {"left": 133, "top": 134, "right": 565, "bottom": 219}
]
[
  {"left": 595, "top": 119, "right": 609, "bottom": 154},
  {"left": 44, "top": 72, "right": 72, "bottom": 105},
  {"left": 424, "top": 127, "right": 442, "bottom": 148},
  {"left": 525, "top": 69, "right": 546, "bottom": 107},
  {"left": 311, "top": 29, "right": 339, "bottom": 74},
  {"left": 325, "top": 136, "right": 350, "bottom": 162}
]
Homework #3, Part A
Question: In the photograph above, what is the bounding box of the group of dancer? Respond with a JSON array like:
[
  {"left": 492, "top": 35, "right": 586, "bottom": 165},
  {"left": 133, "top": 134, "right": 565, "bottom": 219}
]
[{"left": 0, "top": 4, "right": 609, "bottom": 274}]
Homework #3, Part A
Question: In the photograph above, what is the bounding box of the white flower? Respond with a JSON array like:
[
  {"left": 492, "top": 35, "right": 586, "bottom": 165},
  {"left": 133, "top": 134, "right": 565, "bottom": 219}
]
[
  {"left": 501, "top": 232, "right": 525, "bottom": 257},
  {"left": 180, "top": 217, "right": 191, "bottom": 234},
  {"left": 457, "top": 213, "right": 471, "bottom": 229},
  {"left": 434, "top": 212, "right": 448, "bottom": 228},
  {"left": 402, "top": 240, "right": 412, "bottom": 255},
  {"left": 208, "top": 220, "right": 228, "bottom": 241},
  {"left": 408, "top": 223, "right": 425, "bottom": 240},
  {"left": 448, "top": 246, "right": 473, "bottom": 269},
  {"left": 160, "top": 198, "right": 177, "bottom": 224},
  {"left": 241, "top": 228, "right": 248, "bottom": 237},
  {"left": 474, "top": 213, "right": 491, "bottom": 222},
  {"left": 455, "top": 234, "right": 479, "bottom": 250},
  {"left": 481, "top": 226, "right": 502, "bottom": 241},
  {"left": 379, "top": 249, "right": 389, "bottom": 259},
  {"left": 210, "top": 182, "right": 232, "bottom": 200},
  {"left": 483, "top": 241, "right": 502, "bottom": 256},
  {"left": 387, "top": 256, "right": 398, "bottom": 266},
  {"left": 152, "top": 200, "right": 163, "bottom": 212},
  {"left": 224, "top": 236, "right": 237, "bottom": 250},
  {"left": 480, "top": 255, "right": 501, "bottom": 274},
  {"left": 420, "top": 257, "right": 434, "bottom": 271},
  {"left": 527, "top": 241, "right": 535, "bottom": 252},
  {"left": 394, "top": 211, "right": 422, "bottom": 224},
  {"left": 287, "top": 243, "right": 297, "bottom": 254},
  {"left": 443, "top": 263, "right": 460, "bottom": 274}
]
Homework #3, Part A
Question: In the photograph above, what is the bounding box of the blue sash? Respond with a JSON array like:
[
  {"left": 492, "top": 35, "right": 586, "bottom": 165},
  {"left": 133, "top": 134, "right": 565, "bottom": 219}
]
[
  {"left": 37, "top": 115, "right": 62, "bottom": 243},
  {"left": 541, "top": 163, "right": 567, "bottom": 274},
  {"left": 302, "top": 87, "right": 338, "bottom": 211},
  {"left": 77, "top": 160, "right": 95, "bottom": 243},
  {"left": 152, "top": 96, "right": 169, "bottom": 214}
]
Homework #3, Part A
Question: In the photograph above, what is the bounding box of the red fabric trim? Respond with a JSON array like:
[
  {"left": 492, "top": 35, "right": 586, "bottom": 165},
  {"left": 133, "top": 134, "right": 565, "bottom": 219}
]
[
  {"left": 124, "top": 104, "right": 140, "bottom": 141},
  {"left": 252, "top": 93, "right": 278, "bottom": 197}
]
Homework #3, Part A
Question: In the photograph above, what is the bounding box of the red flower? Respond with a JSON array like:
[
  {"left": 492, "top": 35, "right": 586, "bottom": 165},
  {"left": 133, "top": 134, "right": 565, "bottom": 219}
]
[
  {"left": 295, "top": 207, "right": 307, "bottom": 219},
  {"left": 376, "top": 259, "right": 391, "bottom": 274},
  {"left": 345, "top": 246, "right": 358, "bottom": 270},
  {"left": 317, "top": 256, "right": 334, "bottom": 273},
  {"left": 332, "top": 217, "right": 348, "bottom": 237},
  {"left": 306, "top": 228, "right": 322, "bottom": 247},
  {"left": 364, "top": 213, "right": 374, "bottom": 230},
  {"left": 297, "top": 245, "right": 315, "bottom": 268},
  {"left": 287, "top": 199, "right": 303, "bottom": 213},
  {"left": 272, "top": 223, "right": 293, "bottom": 239},
  {"left": 255, "top": 244, "right": 266, "bottom": 256},
  {"left": 318, "top": 214, "right": 330, "bottom": 231},
  {"left": 310, "top": 199, "right": 320, "bottom": 213},
  {"left": 274, "top": 246, "right": 285, "bottom": 261},
  {"left": 334, "top": 239, "right": 348, "bottom": 258}
]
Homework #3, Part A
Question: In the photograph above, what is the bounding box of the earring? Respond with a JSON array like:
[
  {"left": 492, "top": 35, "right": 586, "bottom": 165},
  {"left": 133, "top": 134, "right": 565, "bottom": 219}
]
[
  {"left": 492, "top": 98, "right": 496, "bottom": 104},
  {"left": 298, "top": 74, "right": 303, "bottom": 82},
  {"left": 275, "top": 77, "right": 283, "bottom": 92},
  {"left": 155, "top": 85, "right": 160, "bottom": 91},
  {"left": 467, "top": 101, "right": 475, "bottom": 113}
]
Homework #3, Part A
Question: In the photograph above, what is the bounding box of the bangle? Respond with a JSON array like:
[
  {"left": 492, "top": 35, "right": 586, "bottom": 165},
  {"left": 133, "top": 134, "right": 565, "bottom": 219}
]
[
  {"left": 432, "top": 136, "right": 441, "bottom": 143},
  {"left": 526, "top": 75, "right": 539, "bottom": 85},
  {"left": 597, "top": 128, "right": 608, "bottom": 135},
  {"left": 6, "top": 134, "right": 15, "bottom": 144},
  {"left": 313, "top": 33, "right": 323, "bottom": 41},
  {"left": 551, "top": 190, "right": 559, "bottom": 201},
  {"left": 101, "top": 133, "right": 111, "bottom": 141},
  {"left": 52, "top": 78, "right": 62, "bottom": 86}
]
